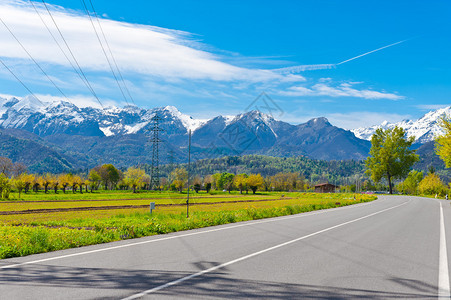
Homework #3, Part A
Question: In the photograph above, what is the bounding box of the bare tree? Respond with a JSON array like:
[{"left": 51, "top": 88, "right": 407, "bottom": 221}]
[
  {"left": 0, "top": 157, "right": 13, "bottom": 177},
  {"left": 12, "top": 162, "right": 27, "bottom": 177}
]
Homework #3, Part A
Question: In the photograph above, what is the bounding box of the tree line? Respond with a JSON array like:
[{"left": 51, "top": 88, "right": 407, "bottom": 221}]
[
  {"left": 0, "top": 161, "right": 152, "bottom": 199},
  {"left": 166, "top": 169, "right": 305, "bottom": 194},
  {"left": 1, "top": 116, "right": 449, "bottom": 199}
]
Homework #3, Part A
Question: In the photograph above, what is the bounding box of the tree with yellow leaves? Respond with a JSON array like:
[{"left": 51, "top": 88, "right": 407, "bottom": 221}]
[
  {"left": 71, "top": 175, "right": 83, "bottom": 193},
  {"left": 11, "top": 174, "right": 27, "bottom": 199},
  {"left": 124, "top": 167, "right": 146, "bottom": 193},
  {"left": 0, "top": 173, "right": 10, "bottom": 199},
  {"left": 21, "top": 173, "right": 34, "bottom": 193},
  {"left": 52, "top": 175, "right": 59, "bottom": 193},
  {"left": 247, "top": 174, "right": 264, "bottom": 194},
  {"left": 233, "top": 174, "right": 248, "bottom": 194},
  {"left": 32, "top": 175, "right": 40, "bottom": 192},
  {"left": 436, "top": 116, "right": 451, "bottom": 168},
  {"left": 171, "top": 167, "right": 188, "bottom": 192},
  {"left": 418, "top": 173, "right": 446, "bottom": 196},
  {"left": 59, "top": 174, "right": 71, "bottom": 193},
  {"left": 40, "top": 173, "right": 53, "bottom": 194}
]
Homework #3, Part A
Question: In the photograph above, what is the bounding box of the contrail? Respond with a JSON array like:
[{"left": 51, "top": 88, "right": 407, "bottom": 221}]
[
  {"left": 336, "top": 39, "right": 408, "bottom": 65},
  {"left": 273, "top": 64, "right": 336, "bottom": 74},
  {"left": 273, "top": 39, "right": 409, "bottom": 74}
]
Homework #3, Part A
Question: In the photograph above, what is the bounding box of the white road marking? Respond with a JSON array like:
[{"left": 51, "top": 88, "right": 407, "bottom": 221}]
[
  {"left": 0, "top": 199, "right": 378, "bottom": 269},
  {"left": 438, "top": 202, "right": 450, "bottom": 298},
  {"left": 121, "top": 199, "right": 410, "bottom": 299}
]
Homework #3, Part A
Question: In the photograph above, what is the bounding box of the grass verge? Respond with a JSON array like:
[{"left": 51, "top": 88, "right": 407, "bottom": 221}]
[{"left": 0, "top": 193, "right": 376, "bottom": 259}]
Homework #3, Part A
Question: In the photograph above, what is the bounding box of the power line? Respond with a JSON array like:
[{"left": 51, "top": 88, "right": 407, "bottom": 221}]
[
  {"left": 86, "top": 0, "right": 136, "bottom": 105},
  {"left": 0, "top": 17, "right": 70, "bottom": 102},
  {"left": 39, "top": 0, "right": 104, "bottom": 109},
  {"left": 29, "top": 1, "right": 89, "bottom": 95},
  {"left": 0, "top": 58, "right": 45, "bottom": 106},
  {"left": 0, "top": 15, "right": 93, "bottom": 121},
  {"left": 80, "top": 0, "right": 131, "bottom": 106}
]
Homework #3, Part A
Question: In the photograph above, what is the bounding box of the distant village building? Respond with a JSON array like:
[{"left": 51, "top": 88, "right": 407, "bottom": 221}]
[{"left": 314, "top": 183, "right": 337, "bottom": 193}]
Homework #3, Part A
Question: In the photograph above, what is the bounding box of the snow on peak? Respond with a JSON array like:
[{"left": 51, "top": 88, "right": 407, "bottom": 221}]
[
  {"left": 159, "top": 105, "right": 207, "bottom": 132},
  {"left": 352, "top": 106, "right": 451, "bottom": 143},
  {"left": 163, "top": 105, "right": 180, "bottom": 115},
  {"left": 12, "top": 95, "right": 47, "bottom": 113},
  {"left": 237, "top": 110, "right": 276, "bottom": 124},
  {"left": 224, "top": 115, "right": 236, "bottom": 125}
]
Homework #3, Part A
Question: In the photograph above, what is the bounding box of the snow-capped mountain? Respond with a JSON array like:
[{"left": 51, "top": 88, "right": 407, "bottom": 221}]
[
  {"left": 352, "top": 106, "right": 451, "bottom": 143},
  {"left": 0, "top": 95, "right": 371, "bottom": 162},
  {"left": 0, "top": 96, "right": 207, "bottom": 137}
]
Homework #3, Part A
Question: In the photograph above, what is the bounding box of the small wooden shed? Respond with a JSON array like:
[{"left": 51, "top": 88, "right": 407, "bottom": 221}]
[{"left": 314, "top": 183, "right": 337, "bottom": 193}]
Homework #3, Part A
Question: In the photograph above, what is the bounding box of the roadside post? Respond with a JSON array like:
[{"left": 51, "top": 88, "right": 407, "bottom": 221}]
[{"left": 150, "top": 202, "right": 155, "bottom": 214}]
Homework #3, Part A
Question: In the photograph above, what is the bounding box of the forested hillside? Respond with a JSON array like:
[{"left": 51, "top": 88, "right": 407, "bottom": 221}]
[{"left": 154, "top": 155, "right": 366, "bottom": 182}]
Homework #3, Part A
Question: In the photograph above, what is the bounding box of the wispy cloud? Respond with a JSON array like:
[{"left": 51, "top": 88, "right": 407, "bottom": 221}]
[
  {"left": 278, "top": 108, "right": 410, "bottom": 129},
  {"left": 327, "top": 111, "right": 411, "bottom": 130},
  {"left": 0, "top": 0, "right": 292, "bottom": 83},
  {"left": 279, "top": 83, "right": 404, "bottom": 100},
  {"left": 416, "top": 104, "right": 451, "bottom": 110},
  {"left": 0, "top": 0, "right": 406, "bottom": 116}
]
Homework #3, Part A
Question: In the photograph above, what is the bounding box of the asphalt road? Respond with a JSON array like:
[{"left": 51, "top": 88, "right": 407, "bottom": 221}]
[{"left": 1, "top": 196, "right": 450, "bottom": 299}]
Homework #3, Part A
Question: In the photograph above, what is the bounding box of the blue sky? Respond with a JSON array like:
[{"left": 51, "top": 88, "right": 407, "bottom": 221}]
[{"left": 0, "top": 0, "right": 450, "bottom": 129}]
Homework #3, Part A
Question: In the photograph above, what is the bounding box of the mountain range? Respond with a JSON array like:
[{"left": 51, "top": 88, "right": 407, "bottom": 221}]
[
  {"left": 352, "top": 106, "right": 451, "bottom": 143},
  {"left": 0, "top": 95, "right": 447, "bottom": 173}
]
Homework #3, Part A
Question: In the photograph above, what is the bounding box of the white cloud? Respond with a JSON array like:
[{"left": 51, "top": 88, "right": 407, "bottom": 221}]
[
  {"left": 0, "top": 93, "right": 17, "bottom": 99},
  {"left": 0, "top": 0, "right": 293, "bottom": 83},
  {"left": 327, "top": 111, "right": 411, "bottom": 129},
  {"left": 0, "top": 0, "right": 407, "bottom": 114},
  {"left": 27, "top": 93, "right": 118, "bottom": 108},
  {"left": 416, "top": 104, "right": 451, "bottom": 110},
  {"left": 279, "top": 109, "right": 411, "bottom": 130},
  {"left": 280, "top": 83, "right": 404, "bottom": 100}
]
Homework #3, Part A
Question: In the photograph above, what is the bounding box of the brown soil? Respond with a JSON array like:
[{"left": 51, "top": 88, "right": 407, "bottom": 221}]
[{"left": 0, "top": 197, "right": 292, "bottom": 215}]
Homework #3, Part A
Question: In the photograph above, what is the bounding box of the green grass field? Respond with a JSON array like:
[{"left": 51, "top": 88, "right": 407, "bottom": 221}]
[{"left": 0, "top": 190, "right": 377, "bottom": 259}]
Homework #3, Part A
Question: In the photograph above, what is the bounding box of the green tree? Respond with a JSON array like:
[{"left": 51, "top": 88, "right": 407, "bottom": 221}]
[
  {"left": 205, "top": 182, "right": 212, "bottom": 193},
  {"left": 365, "top": 126, "right": 419, "bottom": 194},
  {"left": 97, "top": 164, "right": 121, "bottom": 190},
  {"left": 247, "top": 174, "right": 264, "bottom": 194},
  {"left": 402, "top": 170, "right": 424, "bottom": 195},
  {"left": 124, "top": 167, "right": 146, "bottom": 193},
  {"left": 88, "top": 170, "right": 101, "bottom": 191},
  {"left": 212, "top": 173, "right": 221, "bottom": 190},
  {"left": 219, "top": 172, "right": 234, "bottom": 193},
  {"left": 435, "top": 116, "right": 451, "bottom": 168}
]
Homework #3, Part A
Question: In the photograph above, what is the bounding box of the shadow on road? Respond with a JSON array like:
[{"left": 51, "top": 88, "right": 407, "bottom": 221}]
[{"left": 0, "top": 263, "right": 438, "bottom": 299}]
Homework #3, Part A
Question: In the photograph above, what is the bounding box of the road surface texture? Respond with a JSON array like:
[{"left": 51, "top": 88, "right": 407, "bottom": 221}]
[{"left": 1, "top": 196, "right": 450, "bottom": 299}]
